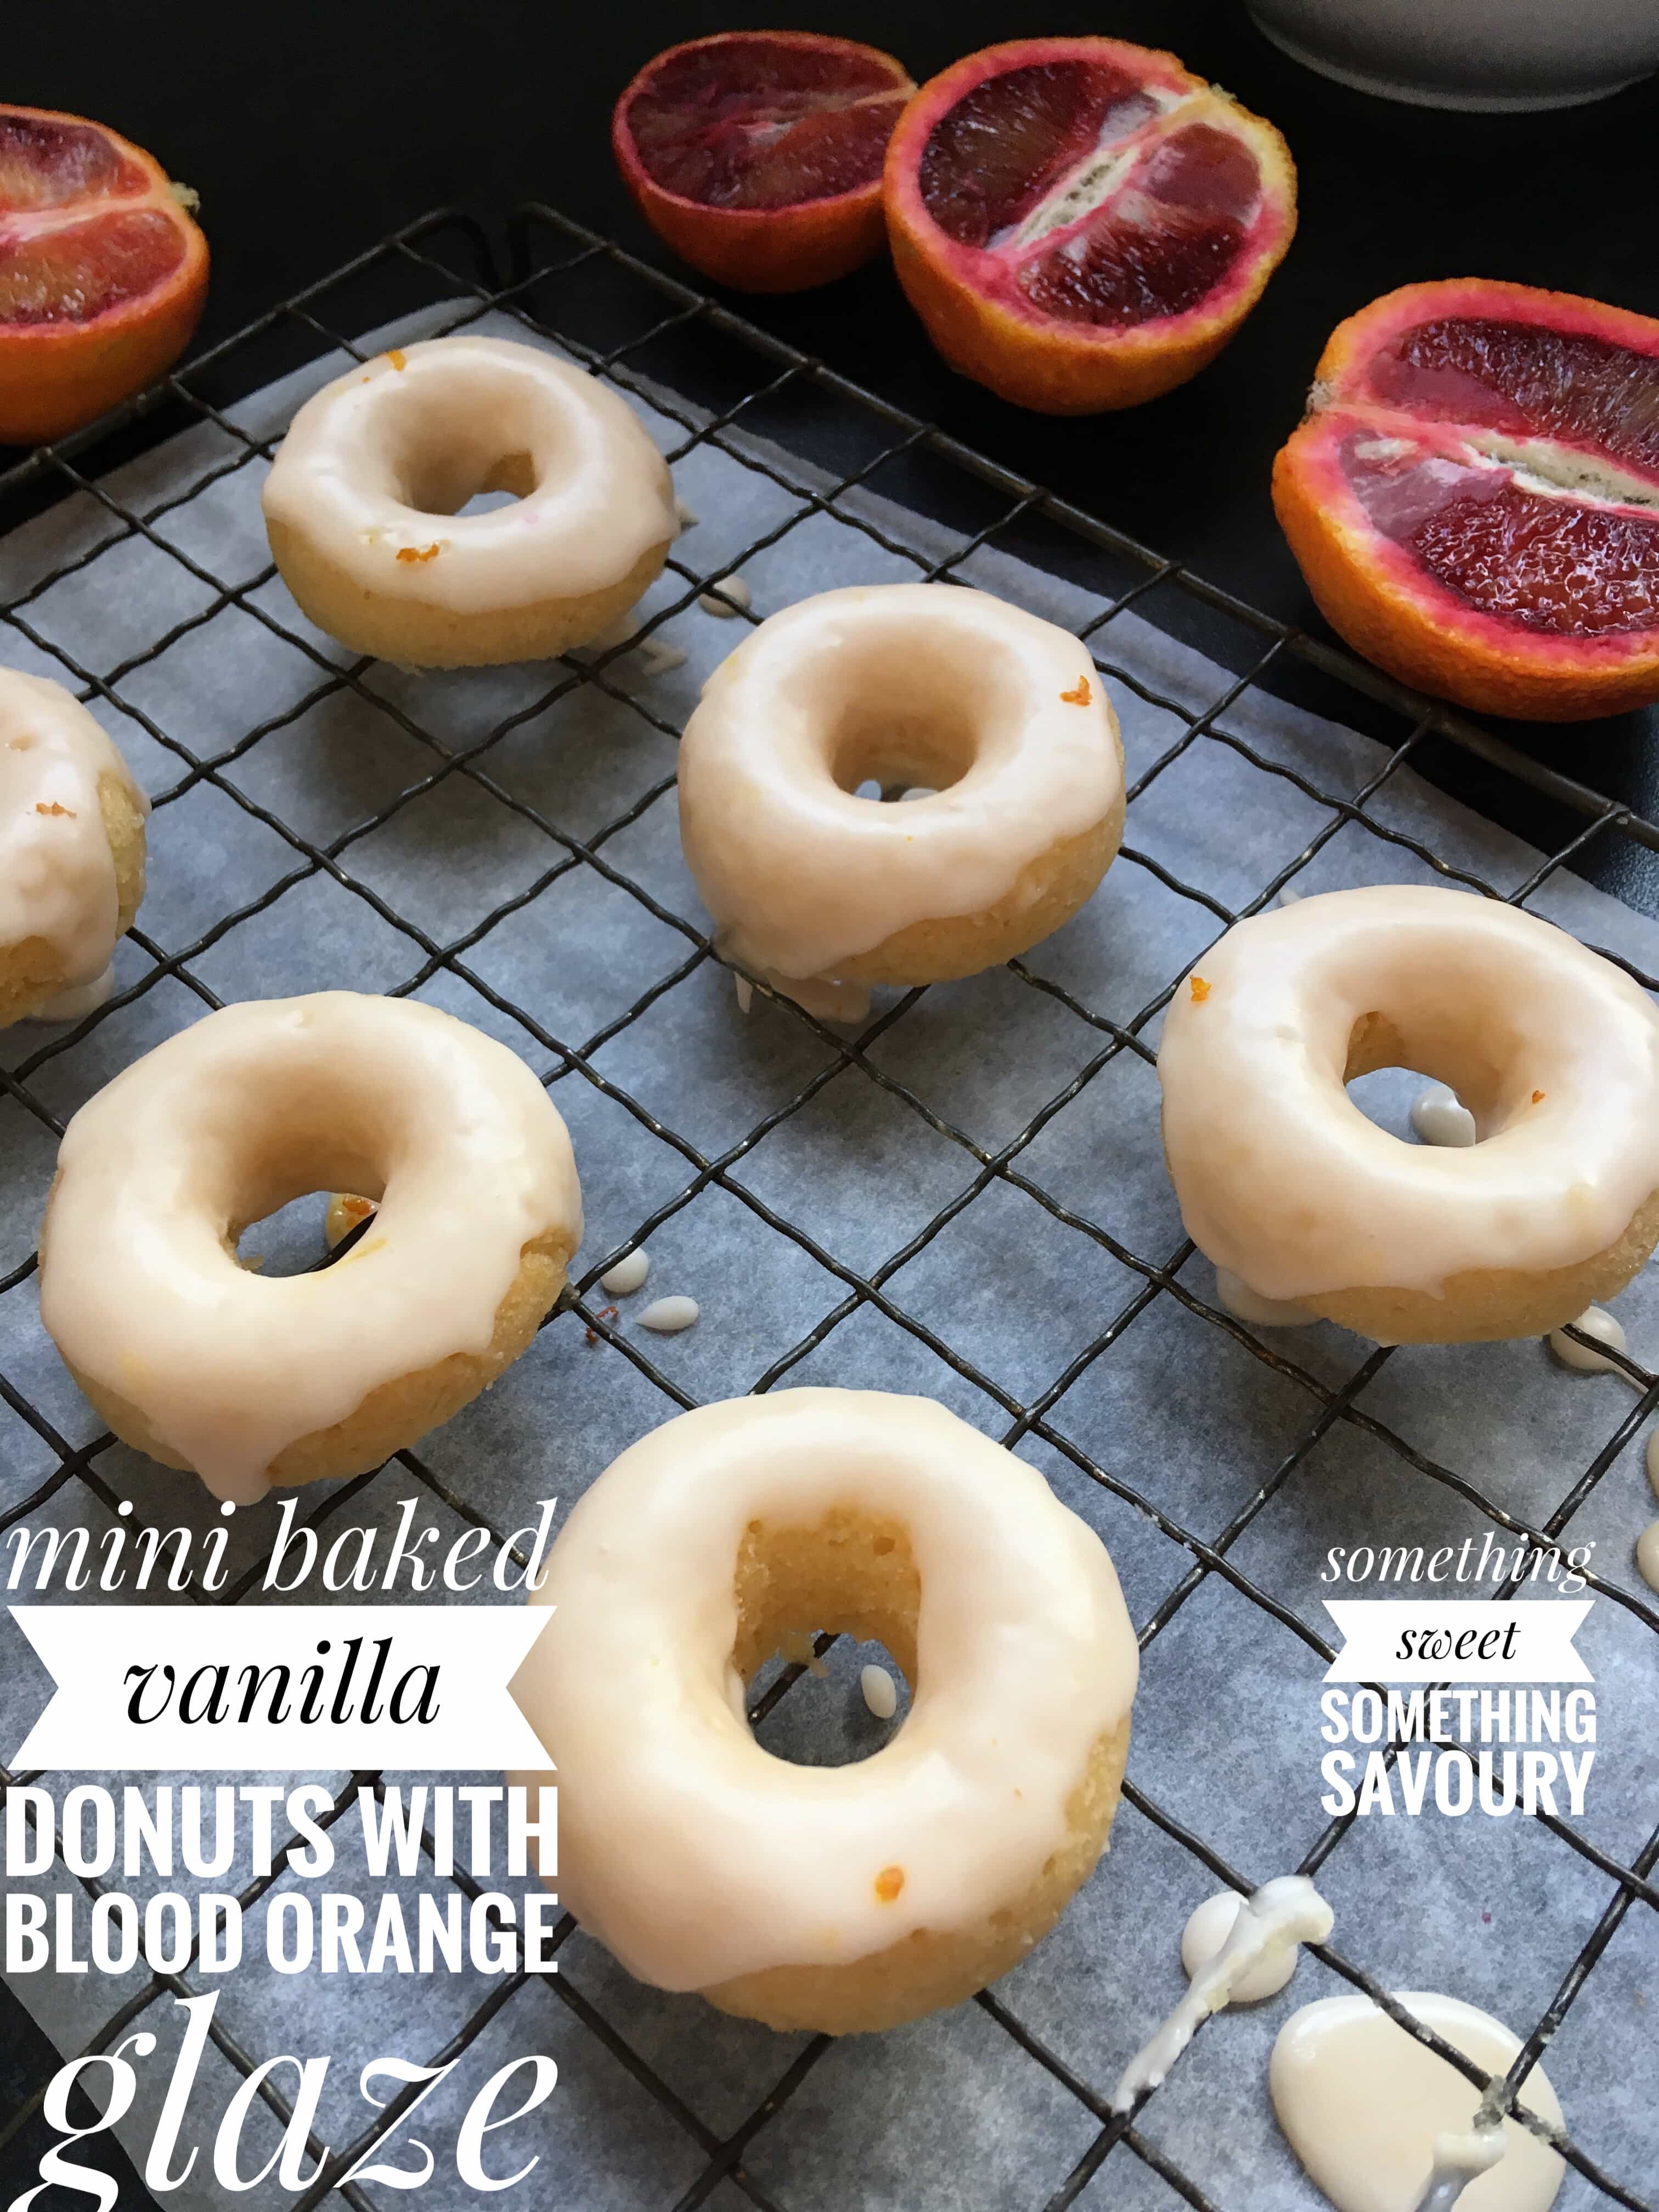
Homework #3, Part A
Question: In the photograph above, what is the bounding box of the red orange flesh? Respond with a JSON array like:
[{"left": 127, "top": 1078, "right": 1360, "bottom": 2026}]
[
  {"left": 0, "top": 105, "right": 207, "bottom": 446},
  {"left": 883, "top": 38, "right": 1296, "bottom": 414},
  {"left": 612, "top": 32, "right": 915, "bottom": 295},
  {"left": 1273, "top": 280, "right": 1659, "bottom": 721}
]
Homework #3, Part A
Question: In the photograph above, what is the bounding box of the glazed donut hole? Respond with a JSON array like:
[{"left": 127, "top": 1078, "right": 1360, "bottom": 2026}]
[
  {"left": 698, "top": 1504, "right": 1128, "bottom": 2033},
  {"left": 207, "top": 1085, "right": 397, "bottom": 1276},
  {"left": 358, "top": 363, "right": 569, "bottom": 522},
  {"left": 235, "top": 1184, "right": 380, "bottom": 1275},
  {"left": 205, "top": 1073, "right": 394, "bottom": 1253},
  {"left": 811, "top": 623, "right": 1032, "bottom": 802},
  {"left": 222, "top": 1161, "right": 397, "bottom": 1305},
  {"left": 1341, "top": 998, "right": 1529, "bottom": 1141},
  {"left": 733, "top": 1508, "right": 918, "bottom": 1752}
]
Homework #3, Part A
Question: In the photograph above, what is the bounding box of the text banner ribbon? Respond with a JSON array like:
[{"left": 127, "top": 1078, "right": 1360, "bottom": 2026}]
[
  {"left": 1322, "top": 1599, "right": 1593, "bottom": 1684},
  {"left": 8, "top": 1605, "right": 555, "bottom": 1770}
]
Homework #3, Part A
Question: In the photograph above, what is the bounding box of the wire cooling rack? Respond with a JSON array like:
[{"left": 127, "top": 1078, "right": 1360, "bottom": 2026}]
[{"left": 0, "top": 205, "right": 1656, "bottom": 2211}]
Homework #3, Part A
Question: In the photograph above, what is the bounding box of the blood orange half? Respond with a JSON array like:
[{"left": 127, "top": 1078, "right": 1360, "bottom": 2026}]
[
  {"left": 0, "top": 105, "right": 207, "bottom": 447},
  {"left": 613, "top": 31, "right": 915, "bottom": 295},
  {"left": 883, "top": 37, "right": 1296, "bottom": 415},
  {"left": 1273, "top": 281, "right": 1659, "bottom": 721}
]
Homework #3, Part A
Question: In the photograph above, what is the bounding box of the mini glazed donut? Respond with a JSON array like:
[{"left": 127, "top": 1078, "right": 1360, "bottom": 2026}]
[
  {"left": 1158, "top": 885, "right": 1659, "bottom": 1344},
  {"left": 511, "top": 1389, "right": 1139, "bottom": 2035},
  {"left": 261, "top": 336, "right": 678, "bottom": 667},
  {"left": 676, "top": 584, "right": 1125, "bottom": 1019},
  {"left": 0, "top": 669, "right": 148, "bottom": 1025},
  {"left": 38, "top": 993, "right": 581, "bottom": 1503}
]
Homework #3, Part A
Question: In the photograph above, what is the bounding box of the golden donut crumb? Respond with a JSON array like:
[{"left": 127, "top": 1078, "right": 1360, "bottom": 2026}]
[
  {"left": 1189, "top": 975, "right": 1211, "bottom": 1002},
  {"left": 874, "top": 1866, "right": 905, "bottom": 1903},
  {"left": 396, "top": 543, "right": 442, "bottom": 564},
  {"left": 34, "top": 800, "right": 74, "bottom": 816},
  {"left": 386, "top": 348, "right": 407, "bottom": 371},
  {"left": 1532, "top": 1089, "right": 1545, "bottom": 1104},
  {"left": 1059, "top": 677, "right": 1091, "bottom": 706}
]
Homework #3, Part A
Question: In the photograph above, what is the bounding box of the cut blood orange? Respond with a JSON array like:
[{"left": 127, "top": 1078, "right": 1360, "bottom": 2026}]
[
  {"left": 1273, "top": 281, "right": 1659, "bottom": 721},
  {"left": 612, "top": 31, "right": 915, "bottom": 294},
  {"left": 883, "top": 37, "right": 1296, "bottom": 414},
  {"left": 0, "top": 105, "right": 207, "bottom": 447}
]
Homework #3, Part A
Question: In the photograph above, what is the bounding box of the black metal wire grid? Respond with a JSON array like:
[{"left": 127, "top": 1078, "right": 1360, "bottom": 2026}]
[{"left": 0, "top": 204, "right": 1654, "bottom": 2211}]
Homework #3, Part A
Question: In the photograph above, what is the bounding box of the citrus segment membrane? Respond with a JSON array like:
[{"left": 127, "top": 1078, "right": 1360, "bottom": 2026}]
[
  {"left": 0, "top": 104, "right": 207, "bottom": 444},
  {"left": 1019, "top": 124, "right": 1260, "bottom": 327},
  {"left": 1342, "top": 435, "right": 1659, "bottom": 636},
  {"left": 915, "top": 62, "right": 1263, "bottom": 329},
  {"left": 1333, "top": 311, "right": 1659, "bottom": 639},
  {"left": 0, "top": 208, "right": 188, "bottom": 326},
  {"left": 916, "top": 60, "right": 1158, "bottom": 249},
  {"left": 1274, "top": 282, "right": 1659, "bottom": 716},
  {"left": 1362, "top": 318, "right": 1659, "bottom": 482},
  {"left": 0, "top": 110, "right": 147, "bottom": 211},
  {"left": 623, "top": 37, "right": 909, "bottom": 210}
]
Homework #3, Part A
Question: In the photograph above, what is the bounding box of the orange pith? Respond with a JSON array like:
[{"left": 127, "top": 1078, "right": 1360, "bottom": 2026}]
[
  {"left": 882, "top": 37, "right": 1296, "bottom": 415},
  {"left": 612, "top": 32, "right": 915, "bottom": 295},
  {"left": 1273, "top": 280, "right": 1659, "bottom": 722},
  {"left": 0, "top": 104, "right": 208, "bottom": 446}
]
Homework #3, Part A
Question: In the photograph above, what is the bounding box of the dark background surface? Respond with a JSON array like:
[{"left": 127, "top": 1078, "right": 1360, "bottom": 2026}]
[
  {"left": 0, "top": 1973, "right": 154, "bottom": 2205},
  {"left": 9, "top": 0, "right": 1659, "bottom": 833}
]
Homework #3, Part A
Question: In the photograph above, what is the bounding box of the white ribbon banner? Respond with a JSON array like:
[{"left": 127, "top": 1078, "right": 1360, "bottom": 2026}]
[
  {"left": 1322, "top": 1599, "right": 1593, "bottom": 1684},
  {"left": 9, "top": 1605, "right": 555, "bottom": 1770}
]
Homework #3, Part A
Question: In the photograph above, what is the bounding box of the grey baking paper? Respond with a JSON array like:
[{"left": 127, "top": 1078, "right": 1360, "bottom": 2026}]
[{"left": 0, "top": 303, "right": 1653, "bottom": 2211}]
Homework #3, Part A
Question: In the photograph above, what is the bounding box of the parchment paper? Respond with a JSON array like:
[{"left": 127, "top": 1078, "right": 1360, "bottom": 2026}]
[{"left": 0, "top": 302, "right": 1652, "bottom": 2210}]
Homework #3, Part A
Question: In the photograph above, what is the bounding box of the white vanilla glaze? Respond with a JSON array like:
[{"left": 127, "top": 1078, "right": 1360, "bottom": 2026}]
[
  {"left": 1270, "top": 1991, "right": 1566, "bottom": 2212},
  {"left": 1547, "top": 1306, "right": 1628, "bottom": 1374},
  {"left": 1412, "top": 1084, "right": 1477, "bottom": 1149},
  {"left": 600, "top": 1247, "right": 650, "bottom": 1296},
  {"left": 676, "top": 584, "right": 1124, "bottom": 989},
  {"left": 39, "top": 993, "right": 582, "bottom": 1504},
  {"left": 0, "top": 670, "right": 147, "bottom": 995},
  {"left": 860, "top": 1662, "right": 898, "bottom": 1720},
  {"left": 637, "top": 1294, "right": 697, "bottom": 1333},
  {"left": 261, "top": 337, "right": 676, "bottom": 617},
  {"left": 1635, "top": 1521, "right": 1659, "bottom": 1595},
  {"left": 1158, "top": 887, "right": 1659, "bottom": 1304},
  {"left": 509, "top": 1389, "right": 1139, "bottom": 1993},
  {"left": 698, "top": 575, "right": 752, "bottom": 617},
  {"left": 1113, "top": 1875, "right": 1333, "bottom": 2111},
  {"left": 1180, "top": 1889, "right": 1300, "bottom": 2000},
  {"left": 1415, "top": 2128, "right": 1508, "bottom": 2212},
  {"left": 1215, "top": 1266, "right": 1315, "bottom": 1329},
  {"left": 25, "top": 966, "right": 115, "bottom": 1024}
]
